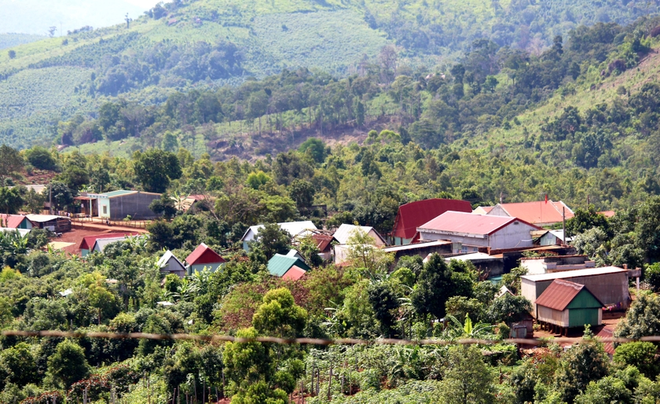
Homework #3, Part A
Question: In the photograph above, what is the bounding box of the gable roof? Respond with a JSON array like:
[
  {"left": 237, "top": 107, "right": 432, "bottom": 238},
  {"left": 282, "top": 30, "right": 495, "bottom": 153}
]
[
  {"left": 521, "top": 266, "right": 628, "bottom": 282},
  {"left": 185, "top": 243, "right": 225, "bottom": 266},
  {"left": 157, "top": 250, "right": 186, "bottom": 270},
  {"left": 312, "top": 233, "right": 335, "bottom": 253},
  {"left": 333, "top": 224, "right": 386, "bottom": 245},
  {"left": 0, "top": 214, "right": 30, "bottom": 229},
  {"left": 282, "top": 265, "right": 307, "bottom": 281},
  {"left": 92, "top": 236, "right": 131, "bottom": 252},
  {"left": 535, "top": 279, "right": 604, "bottom": 311},
  {"left": 393, "top": 199, "right": 473, "bottom": 239},
  {"left": 418, "top": 211, "right": 541, "bottom": 236},
  {"left": 492, "top": 200, "right": 574, "bottom": 225},
  {"left": 267, "top": 254, "right": 311, "bottom": 277},
  {"left": 79, "top": 232, "right": 140, "bottom": 250},
  {"left": 240, "top": 221, "right": 318, "bottom": 242}
]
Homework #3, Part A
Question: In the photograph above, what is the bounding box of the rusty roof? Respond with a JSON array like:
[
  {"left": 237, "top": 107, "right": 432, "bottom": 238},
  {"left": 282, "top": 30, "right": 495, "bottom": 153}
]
[
  {"left": 535, "top": 279, "right": 604, "bottom": 311},
  {"left": 282, "top": 265, "right": 307, "bottom": 281}
]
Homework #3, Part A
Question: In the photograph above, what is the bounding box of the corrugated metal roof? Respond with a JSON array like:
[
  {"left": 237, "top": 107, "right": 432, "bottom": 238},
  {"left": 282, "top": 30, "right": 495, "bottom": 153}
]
[
  {"left": 535, "top": 279, "right": 604, "bottom": 311},
  {"left": 521, "top": 266, "right": 628, "bottom": 282},
  {"left": 333, "top": 224, "right": 386, "bottom": 245},
  {"left": 185, "top": 243, "right": 225, "bottom": 266},
  {"left": 240, "top": 221, "right": 318, "bottom": 242},
  {"left": 446, "top": 252, "right": 499, "bottom": 261},
  {"left": 0, "top": 214, "right": 28, "bottom": 229},
  {"left": 418, "top": 211, "right": 538, "bottom": 236},
  {"left": 93, "top": 237, "right": 131, "bottom": 252},
  {"left": 79, "top": 232, "right": 139, "bottom": 250},
  {"left": 384, "top": 240, "right": 452, "bottom": 253},
  {"left": 312, "top": 234, "right": 335, "bottom": 252},
  {"left": 393, "top": 199, "right": 472, "bottom": 239},
  {"left": 493, "top": 200, "right": 574, "bottom": 225},
  {"left": 282, "top": 265, "right": 307, "bottom": 281},
  {"left": 101, "top": 190, "right": 137, "bottom": 198},
  {"left": 157, "top": 250, "right": 186, "bottom": 270},
  {"left": 268, "top": 254, "right": 311, "bottom": 277},
  {"left": 27, "top": 214, "right": 65, "bottom": 223}
]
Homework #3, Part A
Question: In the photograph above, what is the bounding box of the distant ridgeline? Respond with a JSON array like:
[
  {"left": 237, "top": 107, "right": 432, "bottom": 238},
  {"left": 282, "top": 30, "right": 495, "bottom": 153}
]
[{"left": 0, "top": 0, "right": 660, "bottom": 148}]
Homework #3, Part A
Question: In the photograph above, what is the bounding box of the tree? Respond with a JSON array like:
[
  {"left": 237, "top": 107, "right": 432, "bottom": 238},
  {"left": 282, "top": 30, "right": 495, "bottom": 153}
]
[
  {"left": 0, "top": 187, "right": 23, "bottom": 214},
  {"left": 24, "top": 147, "right": 57, "bottom": 171},
  {"left": 368, "top": 281, "right": 399, "bottom": 337},
  {"left": 251, "top": 223, "right": 291, "bottom": 259},
  {"left": 487, "top": 294, "right": 532, "bottom": 324},
  {"left": 0, "top": 145, "right": 23, "bottom": 179},
  {"left": 298, "top": 138, "right": 327, "bottom": 164},
  {"left": 133, "top": 149, "right": 182, "bottom": 193},
  {"left": 46, "top": 181, "right": 74, "bottom": 210},
  {"left": 411, "top": 253, "right": 456, "bottom": 319},
  {"left": 288, "top": 179, "right": 315, "bottom": 213},
  {"left": 0, "top": 342, "right": 38, "bottom": 387},
  {"left": 149, "top": 192, "right": 177, "bottom": 220},
  {"left": 47, "top": 340, "right": 91, "bottom": 388},
  {"left": 613, "top": 342, "right": 660, "bottom": 379},
  {"left": 345, "top": 227, "right": 392, "bottom": 276},
  {"left": 615, "top": 291, "right": 660, "bottom": 340},
  {"left": 439, "top": 344, "right": 495, "bottom": 404},
  {"left": 7, "top": 50, "right": 15, "bottom": 59},
  {"left": 223, "top": 327, "right": 273, "bottom": 394},
  {"left": 554, "top": 329, "right": 610, "bottom": 403},
  {"left": 252, "top": 288, "right": 307, "bottom": 338}
]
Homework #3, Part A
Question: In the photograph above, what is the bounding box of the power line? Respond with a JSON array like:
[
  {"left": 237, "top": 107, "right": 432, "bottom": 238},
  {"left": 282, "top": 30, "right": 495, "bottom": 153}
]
[{"left": 3, "top": 330, "right": 659, "bottom": 346}]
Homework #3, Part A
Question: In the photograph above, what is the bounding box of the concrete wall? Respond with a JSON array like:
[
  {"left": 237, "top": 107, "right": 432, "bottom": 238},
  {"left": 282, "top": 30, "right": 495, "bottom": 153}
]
[
  {"left": 188, "top": 263, "right": 223, "bottom": 275},
  {"left": 99, "top": 198, "right": 111, "bottom": 219},
  {"left": 161, "top": 258, "right": 186, "bottom": 278},
  {"left": 108, "top": 192, "right": 161, "bottom": 220},
  {"left": 489, "top": 221, "right": 537, "bottom": 249},
  {"left": 419, "top": 232, "right": 489, "bottom": 248},
  {"left": 487, "top": 206, "right": 509, "bottom": 217}
]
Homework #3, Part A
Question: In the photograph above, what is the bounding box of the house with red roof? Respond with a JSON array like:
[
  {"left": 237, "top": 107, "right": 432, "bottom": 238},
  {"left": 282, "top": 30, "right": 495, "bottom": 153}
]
[
  {"left": 417, "top": 211, "right": 541, "bottom": 253},
  {"left": 392, "top": 199, "right": 472, "bottom": 245},
  {"left": 535, "top": 279, "right": 604, "bottom": 334},
  {"left": 0, "top": 214, "right": 33, "bottom": 230},
  {"left": 185, "top": 243, "right": 226, "bottom": 275},
  {"left": 487, "top": 200, "right": 574, "bottom": 227},
  {"left": 78, "top": 232, "right": 139, "bottom": 257}
]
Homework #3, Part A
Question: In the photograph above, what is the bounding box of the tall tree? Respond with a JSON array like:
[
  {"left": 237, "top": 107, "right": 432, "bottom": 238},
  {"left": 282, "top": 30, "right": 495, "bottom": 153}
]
[{"left": 133, "top": 149, "right": 182, "bottom": 193}]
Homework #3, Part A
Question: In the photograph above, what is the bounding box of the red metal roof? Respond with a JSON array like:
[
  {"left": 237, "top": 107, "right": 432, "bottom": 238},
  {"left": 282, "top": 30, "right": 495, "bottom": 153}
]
[
  {"left": 496, "top": 200, "right": 574, "bottom": 225},
  {"left": 0, "top": 214, "right": 29, "bottom": 229},
  {"left": 535, "top": 279, "right": 604, "bottom": 311},
  {"left": 185, "top": 243, "right": 225, "bottom": 265},
  {"left": 418, "top": 211, "right": 540, "bottom": 236},
  {"left": 282, "top": 265, "right": 307, "bottom": 281},
  {"left": 78, "top": 232, "right": 139, "bottom": 250},
  {"left": 393, "top": 199, "right": 472, "bottom": 239},
  {"left": 599, "top": 210, "right": 616, "bottom": 218},
  {"left": 312, "top": 234, "right": 335, "bottom": 253}
]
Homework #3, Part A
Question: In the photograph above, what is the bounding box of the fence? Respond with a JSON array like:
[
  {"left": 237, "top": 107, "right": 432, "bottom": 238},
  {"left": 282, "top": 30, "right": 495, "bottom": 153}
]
[{"left": 71, "top": 217, "right": 150, "bottom": 229}]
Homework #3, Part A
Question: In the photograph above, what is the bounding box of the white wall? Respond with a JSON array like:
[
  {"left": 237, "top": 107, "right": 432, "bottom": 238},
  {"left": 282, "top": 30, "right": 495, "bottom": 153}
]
[{"left": 489, "top": 221, "right": 537, "bottom": 249}]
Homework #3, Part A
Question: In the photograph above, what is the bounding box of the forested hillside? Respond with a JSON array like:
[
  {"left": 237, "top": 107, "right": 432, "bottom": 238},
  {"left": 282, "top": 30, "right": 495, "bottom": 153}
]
[{"left": 1, "top": 0, "right": 660, "bottom": 147}]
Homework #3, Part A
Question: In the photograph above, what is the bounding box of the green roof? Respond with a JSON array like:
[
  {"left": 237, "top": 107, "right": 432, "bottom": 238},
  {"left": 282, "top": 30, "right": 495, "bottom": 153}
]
[
  {"left": 101, "top": 190, "right": 137, "bottom": 198},
  {"left": 267, "top": 255, "right": 311, "bottom": 277}
]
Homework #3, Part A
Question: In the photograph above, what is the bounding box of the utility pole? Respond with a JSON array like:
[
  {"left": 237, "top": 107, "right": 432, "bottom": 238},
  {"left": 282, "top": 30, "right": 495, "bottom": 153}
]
[{"left": 49, "top": 185, "right": 53, "bottom": 215}]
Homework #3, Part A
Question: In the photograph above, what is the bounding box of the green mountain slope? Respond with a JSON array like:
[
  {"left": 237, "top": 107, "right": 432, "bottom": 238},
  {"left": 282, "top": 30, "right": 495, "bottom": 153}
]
[
  {"left": 2, "top": 0, "right": 660, "bottom": 148},
  {"left": 0, "top": 34, "right": 45, "bottom": 50}
]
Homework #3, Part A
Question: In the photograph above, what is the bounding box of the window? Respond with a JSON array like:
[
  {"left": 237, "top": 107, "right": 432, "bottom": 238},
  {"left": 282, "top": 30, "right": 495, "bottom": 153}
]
[{"left": 103, "top": 206, "right": 107, "bottom": 215}]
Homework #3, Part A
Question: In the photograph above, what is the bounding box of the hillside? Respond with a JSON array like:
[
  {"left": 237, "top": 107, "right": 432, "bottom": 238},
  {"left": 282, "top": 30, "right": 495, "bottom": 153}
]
[
  {"left": 0, "top": 0, "right": 151, "bottom": 36},
  {"left": 2, "top": 0, "right": 660, "bottom": 148},
  {"left": 0, "top": 34, "right": 45, "bottom": 50}
]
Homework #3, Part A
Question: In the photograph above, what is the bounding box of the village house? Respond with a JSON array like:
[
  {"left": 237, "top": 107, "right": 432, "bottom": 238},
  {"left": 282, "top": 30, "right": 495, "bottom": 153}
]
[
  {"left": 416, "top": 211, "right": 541, "bottom": 252},
  {"left": 0, "top": 214, "right": 33, "bottom": 229},
  {"left": 392, "top": 198, "right": 472, "bottom": 245},
  {"left": 486, "top": 200, "right": 574, "bottom": 227},
  {"left": 27, "top": 214, "right": 71, "bottom": 233},
  {"left": 521, "top": 266, "right": 631, "bottom": 313},
  {"left": 240, "top": 221, "right": 318, "bottom": 251},
  {"left": 185, "top": 243, "right": 226, "bottom": 275},
  {"left": 77, "top": 190, "right": 162, "bottom": 221},
  {"left": 78, "top": 232, "right": 139, "bottom": 256},
  {"left": 90, "top": 235, "right": 142, "bottom": 254},
  {"left": 157, "top": 250, "right": 187, "bottom": 278},
  {"left": 534, "top": 279, "right": 605, "bottom": 335},
  {"left": 267, "top": 250, "right": 311, "bottom": 279},
  {"left": 333, "top": 224, "right": 388, "bottom": 265}
]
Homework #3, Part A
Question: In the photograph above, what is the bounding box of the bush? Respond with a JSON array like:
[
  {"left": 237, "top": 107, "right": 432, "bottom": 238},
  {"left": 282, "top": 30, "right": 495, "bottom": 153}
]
[{"left": 613, "top": 342, "right": 659, "bottom": 379}]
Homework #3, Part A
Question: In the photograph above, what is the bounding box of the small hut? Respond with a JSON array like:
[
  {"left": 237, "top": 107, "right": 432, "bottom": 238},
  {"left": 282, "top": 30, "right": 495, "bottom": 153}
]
[{"left": 535, "top": 279, "right": 604, "bottom": 335}]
